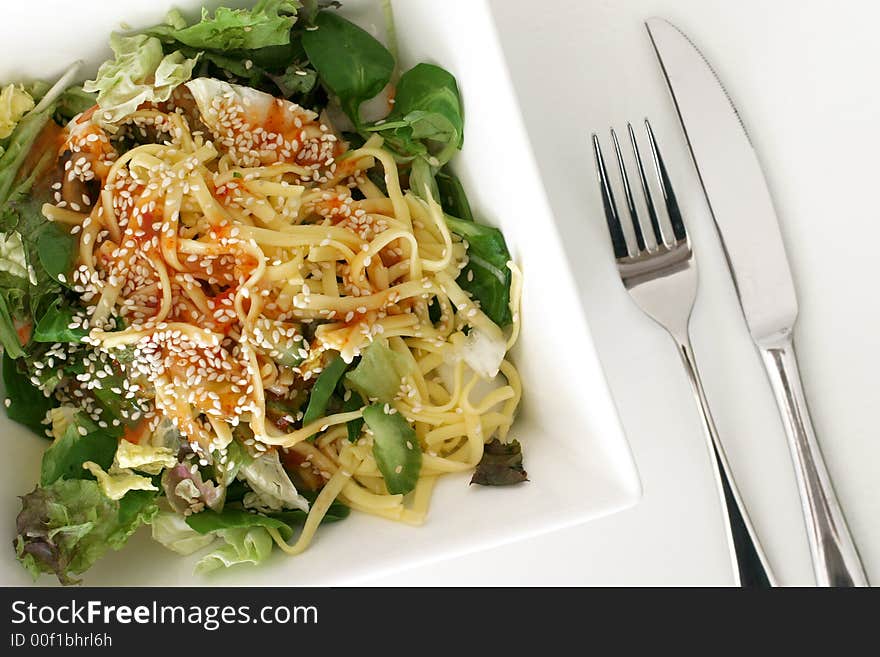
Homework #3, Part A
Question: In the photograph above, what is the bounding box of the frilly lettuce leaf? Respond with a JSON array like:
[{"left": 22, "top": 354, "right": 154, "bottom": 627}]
[
  {"left": 150, "top": 510, "right": 216, "bottom": 555},
  {"left": 114, "top": 439, "right": 177, "bottom": 475},
  {"left": 238, "top": 450, "right": 308, "bottom": 513},
  {"left": 194, "top": 526, "right": 274, "bottom": 574},
  {"left": 145, "top": 1, "right": 302, "bottom": 52},
  {"left": 81, "top": 461, "right": 157, "bottom": 501},
  {"left": 0, "top": 84, "right": 35, "bottom": 140},
  {"left": 15, "top": 479, "right": 157, "bottom": 585},
  {"left": 0, "top": 231, "right": 28, "bottom": 281},
  {"left": 83, "top": 33, "right": 199, "bottom": 124}
]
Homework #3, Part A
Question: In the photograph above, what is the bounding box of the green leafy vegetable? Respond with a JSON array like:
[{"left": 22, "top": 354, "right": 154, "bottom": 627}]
[
  {"left": 368, "top": 63, "right": 464, "bottom": 165},
  {"left": 146, "top": 2, "right": 301, "bottom": 52},
  {"left": 343, "top": 389, "right": 365, "bottom": 442},
  {"left": 15, "top": 479, "right": 157, "bottom": 585},
  {"left": 36, "top": 223, "right": 77, "bottom": 283},
  {"left": 362, "top": 403, "right": 421, "bottom": 495},
  {"left": 436, "top": 168, "right": 473, "bottom": 220},
  {"left": 470, "top": 439, "right": 528, "bottom": 486},
  {"left": 239, "top": 449, "right": 308, "bottom": 512},
  {"left": 83, "top": 33, "right": 200, "bottom": 124},
  {"left": 40, "top": 421, "right": 118, "bottom": 487},
  {"left": 186, "top": 507, "right": 294, "bottom": 541},
  {"left": 302, "top": 10, "right": 394, "bottom": 124},
  {"left": 269, "top": 498, "right": 349, "bottom": 526},
  {"left": 143, "top": 3, "right": 319, "bottom": 103},
  {"left": 54, "top": 86, "right": 97, "bottom": 123},
  {"left": 302, "top": 353, "right": 348, "bottom": 427},
  {"left": 151, "top": 510, "right": 216, "bottom": 555},
  {"left": 445, "top": 214, "right": 513, "bottom": 327},
  {"left": 344, "top": 339, "right": 406, "bottom": 402},
  {"left": 2, "top": 351, "right": 52, "bottom": 434},
  {"left": 0, "top": 291, "right": 24, "bottom": 358},
  {"left": 0, "top": 84, "right": 35, "bottom": 141},
  {"left": 194, "top": 526, "right": 274, "bottom": 574},
  {"left": 33, "top": 299, "right": 86, "bottom": 343}
]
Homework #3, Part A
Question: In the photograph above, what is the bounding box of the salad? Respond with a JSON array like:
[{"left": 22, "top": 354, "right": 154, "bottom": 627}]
[{"left": 2, "top": 0, "right": 524, "bottom": 585}]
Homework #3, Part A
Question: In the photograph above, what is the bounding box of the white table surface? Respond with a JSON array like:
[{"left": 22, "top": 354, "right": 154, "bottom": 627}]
[{"left": 365, "top": 0, "right": 880, "bottom": 586}]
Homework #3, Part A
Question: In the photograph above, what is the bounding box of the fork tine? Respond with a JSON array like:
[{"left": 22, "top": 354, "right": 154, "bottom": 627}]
[
  {"left": 644, "top": 119, "right": 687, "bottom": 242},
  {"left": 628, "top": 122, "right": 666, "bottom": 247},
  {"left": 592, "top": 134, "right": 629, "bottom": 259},
  {"left": 611, "top": 128, "right": 647, "bottom": 253}
]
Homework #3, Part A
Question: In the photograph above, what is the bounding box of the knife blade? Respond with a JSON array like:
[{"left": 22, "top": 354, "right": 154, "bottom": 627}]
[
  {"left": 645, "top": 18, "right": 797, "bottom": 345},
  {"left": 646, "top": 17, "right": 869, "bottom": 586}
]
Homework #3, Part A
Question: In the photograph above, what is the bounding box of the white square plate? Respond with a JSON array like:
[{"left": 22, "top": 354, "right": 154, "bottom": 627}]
[{"left": 0, "top": 0, "right": 640, "bottom": 585}]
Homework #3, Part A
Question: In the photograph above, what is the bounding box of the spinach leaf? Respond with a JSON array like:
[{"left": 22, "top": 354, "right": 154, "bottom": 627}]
[
  {"left": 445, "top": 214, "right": 513, "bottom": 327},
  {"left": 36, "top": 223, "right": 76, "bottom": 283},
  {"left": 367, "top": 63, "right": 464, "bottom": 165},
  {"left": 40, "top": 421, "right": 119, "bottom": 487},
  {"left": 302, "top": 11, "right": 394, "bottom": 125},
  {"left": 362, "top": 403, "right": 421, "bottom": 495},
  {"left": 436, "top": 168, "right": 473, "bottom": 221},
  {"left": 186, "top": 507, "right": 294, "bottom": 541},
  {"left": 302, "top": 353, "right": 348, "bottom": 427},
  {"left": 269, "top": 498, "right": 349, "bottom": 526},
  {"left": 470, "top": 439, "right": 528, "bottom": 486},
  {"left": 33, "top": 299, "right": 86, "bottom": 343},
  {"left": 2, "top": 351, "right": 52, "bottom": 435},
  {"left": 343, "top": 389, "right": 364, "bottom": 442}
]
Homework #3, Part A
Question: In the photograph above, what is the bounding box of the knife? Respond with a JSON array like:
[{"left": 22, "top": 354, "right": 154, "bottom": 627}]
[{"left": 646, "top": 17, "right": 869, "bottom": 587}]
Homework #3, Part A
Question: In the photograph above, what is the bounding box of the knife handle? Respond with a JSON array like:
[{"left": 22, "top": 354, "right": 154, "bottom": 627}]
[
  {"left": 676, "top": 335, "right": 776, "bottom": 587},
  {"left": 759, "top": 335, "right": 869, "bottom": 586}
]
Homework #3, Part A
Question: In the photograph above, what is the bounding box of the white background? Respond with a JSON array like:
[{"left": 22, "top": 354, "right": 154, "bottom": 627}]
[{"left": 368, "top": 0, "right": 880, "bottom": 585}]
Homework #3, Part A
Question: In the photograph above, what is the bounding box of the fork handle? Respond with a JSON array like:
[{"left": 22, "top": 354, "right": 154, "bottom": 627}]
[
  {"left": 676, "top": 334, "right": 776, "bottom": 587},
  {"left": 758, "top": 335, "right": 869, "bottom": 587}
]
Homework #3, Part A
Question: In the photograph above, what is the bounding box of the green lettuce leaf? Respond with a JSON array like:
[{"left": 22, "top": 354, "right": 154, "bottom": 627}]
[
  {"left": 151, "top": 511, "right": 217, "bottom": 555},
  {"left": 81, "top": 461, "right": 158, "bottom": 501},
  {"left": 15, "top": 479, "right": 158, "bottom": 585},
  {"left": 194, "top": 526, "right": 274, "bottom": 574},
  {"left": 0, "top": 84, "right": 35, "bottom": 141},
  {"left": 83, "top": 33, "right": 199, "bottom": 124},
  {"left": 146, "top": 2, "right": 301, "bottom": 52}
]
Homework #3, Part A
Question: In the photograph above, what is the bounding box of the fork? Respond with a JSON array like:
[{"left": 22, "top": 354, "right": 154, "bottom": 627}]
[{"left": 592, "top": 119, "right": 776, "bottom": 587}]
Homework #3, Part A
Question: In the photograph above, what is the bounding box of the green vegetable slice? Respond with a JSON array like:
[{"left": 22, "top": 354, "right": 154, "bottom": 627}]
[
  {"left": 302, "top": 353, "right": 348, "bottom": 427},
  {"left": 362, "top": 403, "right": 421, "bottom": 495},
  {"left": 344, "top": 339, "right": 406, "bottom": 402}
]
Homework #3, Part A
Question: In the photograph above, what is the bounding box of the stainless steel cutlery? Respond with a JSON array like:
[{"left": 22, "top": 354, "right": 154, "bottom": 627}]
[
  {"left": 636, "top": 17, "right": 868, "bottom": 587},
  {"left": 592, "top": 121, "right": 775, "bottom": 587}
]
